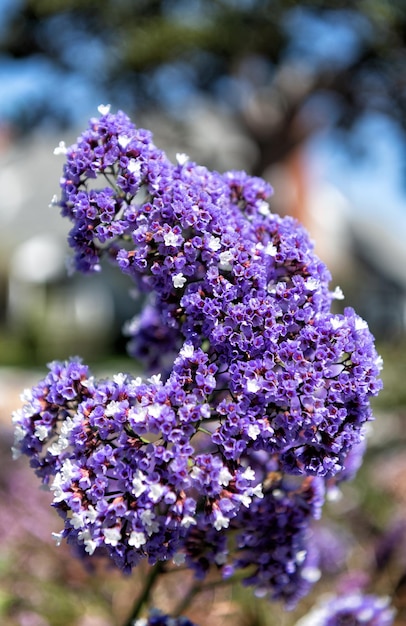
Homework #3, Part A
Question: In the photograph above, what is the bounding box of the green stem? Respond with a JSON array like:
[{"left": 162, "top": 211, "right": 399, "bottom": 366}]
[
  {"left": 172, "top": 572, "right": 250, "bottom": 618},
  {"left": 172, "top": 580, "right": 202, "bottom": 618},
  {"left": 197, "top": 426, "right": 212, "bottom": 435},
  {"left": 123, "top": 563, "right": 164, "bottom": 626}
]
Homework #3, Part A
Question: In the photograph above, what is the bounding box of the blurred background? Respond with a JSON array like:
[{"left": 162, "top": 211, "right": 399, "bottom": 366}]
[{"left": 0, "top": 1, "right": 406, "bottom": 625}]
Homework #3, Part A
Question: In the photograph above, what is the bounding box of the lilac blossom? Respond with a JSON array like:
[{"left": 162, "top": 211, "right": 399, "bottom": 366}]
[{"left": 12, "top": 106, "right": 383, "bottom": 608}]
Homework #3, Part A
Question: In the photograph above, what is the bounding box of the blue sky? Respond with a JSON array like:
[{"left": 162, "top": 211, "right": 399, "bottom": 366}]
[
  {"left": 0, "top": 0, "right": 110, "bottom": 128},
  {"left": 308, "top": 113, "right": 406, "bottom": 227}
]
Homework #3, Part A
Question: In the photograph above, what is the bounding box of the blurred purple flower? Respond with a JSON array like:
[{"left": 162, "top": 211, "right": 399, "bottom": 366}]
[
  {"left": 295, "top": 592, "right": 395, "bottom": 626},
  {"left": 134, "top": 609, "right": 197, "bottom": 625}
]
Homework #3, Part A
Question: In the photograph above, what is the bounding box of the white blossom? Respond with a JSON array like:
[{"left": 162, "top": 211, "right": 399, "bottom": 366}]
[
  {"left": 163, "top": 230, "right": 180, "bottom": 247},
  {"left": 331, "top": 285, "right": 345, "bottom": 300},
  {"left": 305, "top": 277, "right": 320, "bottom": 291},
  {"left": 264, "top": 242, "right": 277, "bottom": 256},
  {"left": 172, "top": 272, "right": 187, "bottom": 289},
  {"left": 105, "top": 400, "right": 122, "bottom": 417},
  {"left": 52, "top": 531, "right": 64, "bottom": 546},
  {"left": 97, "top": 103, "right": 111, "bottom": 115},
  {"left": 149, "top": 482, "right": 164, "bottom": 503},
  {"left": 129, "top": 531, "right": 147, "bottom": 548},
  {"left": 127, "top": 159, "right": 141, "bottom": 175},
  {"left": 180, "top": 515, "right": 197, "bottom": 528},
  {"left": 71, "top": 512, "right": 86, "bottom": 530},
  {"left": 176, "top": 152, "right": 189, "bottom": 165},
  {"left": 140, "top": 510, "right": 159, "bottom": 535},
  {"left": 118, "top": 135, "right": 131, "bottom": 149},
  {"left": 180, "top": 342, "right": 194, "bottom": 359},
  {"left": 300, "top": 566, "right": 321, "bottom": 583},
  {"left": 103, "top": 527, "right": 121, "bottom": 546},
  {"left": 53, "top": 141, "right": 67, "bottom": 156},
  {"left": 246, "top": 378, "right": 261, "bottom": 393},
  {"left": 247, "top": 423, "right": 261, "bottom": 440},
  {"left": 78, "top": 529, "right": 97, "bottom": 555},
  {"left": 355, "top": 317, "right": 369, "bottom": 331},
  {"left": 258, "top": 200, "right": 271, "bottom": 215},
  {"left": 48, "top": 194, "right": 59, "bottom": 207},
  {"left": 330, "top": 316, "right": 344, "bottom": 330},
  {"left": 242, "top": 466, "right": 255, "bottom": 481},
  {"left": 113, "top": 372, "right": 128, "bottom": 385},
  {"left": 132, "top": 470, "right": 147, "bottom": 497},
  {"left": 213, "top": 510, "right": 230, "bottom": 531},
  {"left": 219, "top": 250, "right": 233, "bottom": 270},
  {"left": 218, "top": 466, "right": 233, "bottom": 486},
  {"left": 208, "top": 235, "right": 221, "bottom": 251}
]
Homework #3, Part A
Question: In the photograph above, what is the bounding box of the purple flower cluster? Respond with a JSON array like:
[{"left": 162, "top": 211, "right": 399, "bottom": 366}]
[
  {"left": 183, "top": 470, "right": 325, "bottom": 607},
  {"left": 13, "top": 350, "right": 260, "bottom": 572},
  {"left": 231, "top": 474, "right": 324, "bottom": 608},
  {"left": 13, "top": 106, "right": 382, "bottom": 607},
  {"left": 295, "top": 593, "right": 395, "bottom": 626}
]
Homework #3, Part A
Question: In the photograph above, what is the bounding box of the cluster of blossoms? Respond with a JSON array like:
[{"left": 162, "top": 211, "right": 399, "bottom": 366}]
[{"left": 13, "top": 106, "right": 383, "bottom": 609}]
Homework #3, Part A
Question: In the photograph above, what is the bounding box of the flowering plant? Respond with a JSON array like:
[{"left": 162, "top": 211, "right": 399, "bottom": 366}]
[{"left": 12, "top": 106, "right": 387, "bottom": 625}]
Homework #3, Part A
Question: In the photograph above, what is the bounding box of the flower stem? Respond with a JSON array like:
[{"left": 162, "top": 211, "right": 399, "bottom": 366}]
[
  {"left": 172, "top": 580, "right": 202, "bottom": 618},
  {"left": 172, "top": 572, "right": 250, "bottom": 618},
  {"left": 123, "top": 563, "right": 163, "bottom": 626}
]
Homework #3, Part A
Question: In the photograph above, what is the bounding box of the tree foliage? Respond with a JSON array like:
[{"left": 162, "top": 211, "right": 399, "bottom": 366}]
[{"left": 1, "top": 0, "right": 406, "bottom": 169}]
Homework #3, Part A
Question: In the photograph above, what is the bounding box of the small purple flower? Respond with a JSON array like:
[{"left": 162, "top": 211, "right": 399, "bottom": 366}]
[{"left": 308, "top": 523, "right": 352, "bottom": 575}]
